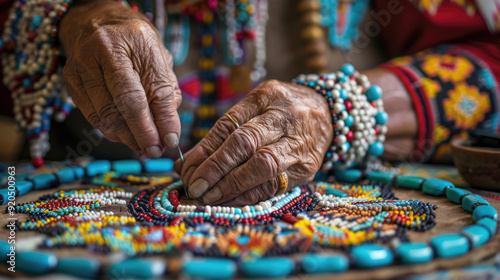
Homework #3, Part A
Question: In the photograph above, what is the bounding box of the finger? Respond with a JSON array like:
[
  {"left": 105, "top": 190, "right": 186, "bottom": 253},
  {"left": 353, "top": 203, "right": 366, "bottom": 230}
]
[
  {"left": 223, "top": 180, "right": 278, "bottom": 206},
  {"left": 187, "top": 111, "right": 285, "bottom": 198},
  {"left": 64, "top": 67, "right": 101, "bottom": 128},
  {"left": 201, "top": 138, "right": 298, "bottom": 205},
  {"left": 178, "top": 96, "right": 261, "bottom": 184},
  {"left": 101, "top": 58, "right": 164, "bottom": 158}
]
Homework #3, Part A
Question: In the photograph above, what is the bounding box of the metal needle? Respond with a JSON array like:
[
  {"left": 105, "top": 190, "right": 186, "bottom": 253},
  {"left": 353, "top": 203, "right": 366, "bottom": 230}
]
[{"left": 178, "top": 146, "right": 189, "bottom": 198}]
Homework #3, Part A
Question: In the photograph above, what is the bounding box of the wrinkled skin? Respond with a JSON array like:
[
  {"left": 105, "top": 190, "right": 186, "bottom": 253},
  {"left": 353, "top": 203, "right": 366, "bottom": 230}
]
[
  {"left": 60, "top": 1, "right": 417, "bottom": 205},
  {"left": 174, "top": 80, "right": 333, "bottom": 205}
]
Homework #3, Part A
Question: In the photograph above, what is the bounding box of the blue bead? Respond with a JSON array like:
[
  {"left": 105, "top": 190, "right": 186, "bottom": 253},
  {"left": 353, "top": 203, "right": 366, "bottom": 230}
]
[
  {"left": 446, "top": 188, "right": 472, "bottom": 204},
  {"left": 339, "top": 89, "right": 348, "bottom": 100},
  {"left": 301, "top": 254, "right": 349, "bottom": 274},
  {"left": 86, "top": 160, "right": 111, "bottom": 177},
  {"left": 0, "top": 187, "right": 12, "bottom": 204},
  {"left": 430, "top": 234, "right": 469, "bottom": 258},
  {"left": 70, "top": 166, "right": 85, "bottom": 180},
  {"left": 22, "top": 78, "right": 32, "bottom": 88},
  {"left": 30, "top": 15, "right": 42, "bottom": 30},
  {"left": 473, "top": 205, "right": 497, "bottom": 222},
  {"left": 184, "top": 258, "right": 236, "bottom": 280},
  {"left": 344, "top": 115, "right": 353, "bottom": 127},
  {"left": 340, "top": 64, "right": 355, "bottom": 76},
  {"left": 325, "top": 188, "right": 348, "bottom": 197},
  {"left": 422, "top": 179, "right": 454, "bottom": 196},
  {"left": 56, "top": 168, "right": 78, "bottom": 184},
  {"left": 143, "top": 159, "right": 174, "bottom": 173},
  {"left": 396, "top": 242, "right": 433, "bottom": 264},
  {"left": 374, "top": 111, "right": 388, "bottom": 125},
  {"left": 352, "top": 244, "right": 393, "bottom": 268},
  {"left": 112, "top": 160, "right": 142, "bottom": 175},
  {"left": 31, "top": 173, "right": 57, "bottom": 190},
  {"left": 241, "top": 257, "right": 294, "bottom": 278},
  {"left": 17, "top": 251, "right": 57, "bottom": 275},
  {"left": 109, "top": 258, "right": 166, "bottom": 279},
  {"left": 16, "top": 180, "right": 33, "bottom": 196},
  {"left": 338, "top": 76, "right": 348, "bottom": 83},
  {"left": 462, "top": 225, "right": 491, "bottom": 248},
  {"left": 56, "top": 258, "right": 100, "bottom": 279},
  {"left": 343, "top": 142, "right": 350, "bottom": 152},
  {"left": 367, "top": 171, "right": 394, "bottom": 184},
  {"left": 334, "top": 169, "right": 362, "bottom": 183},
  {"left": 367, "top": 142, "right": 384, "bottom": 157},
  {"left": 365, "top": 85, "right": 382, "bottom": 101},
  {"left": 462, "top": 194, "right": 489, "bottom": 212},
  {"left": 0, "top": 240, "right": 10, "bottom": 262},
  {"left": 396, "top": 176, "right": 425, "bottom": 190},
  {"left": 477, "top": 217, "right": 497, "bottom": 236}
]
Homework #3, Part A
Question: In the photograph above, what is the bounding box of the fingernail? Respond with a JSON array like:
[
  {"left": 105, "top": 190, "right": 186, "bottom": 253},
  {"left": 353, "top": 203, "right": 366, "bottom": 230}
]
[
  {"left": 145, "top": 146, "right": 162, "bottom": 158},
  {"left": 182, "top": 166, "right": 196, "bottom": 185},
  {"left": 189, "top": 178, "right": 209, "bottom": 198},
  {"left": 203, "top": 187, "right": 222, "bottom": 204},
  {"left": 163, "top": 133, "right": 179, "bottom": 149}
]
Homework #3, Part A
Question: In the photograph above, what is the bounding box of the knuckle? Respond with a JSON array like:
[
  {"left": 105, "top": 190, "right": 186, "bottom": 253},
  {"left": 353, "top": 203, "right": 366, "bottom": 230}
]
[
  {"left": 232, "top": 128, "right": 259, "bottom": 157},
  {"left": 114, "top": 90, "right": 147, "bottom": 116},
  {"left": 254, "top": 149, "right": 279, "bottom": 179}
]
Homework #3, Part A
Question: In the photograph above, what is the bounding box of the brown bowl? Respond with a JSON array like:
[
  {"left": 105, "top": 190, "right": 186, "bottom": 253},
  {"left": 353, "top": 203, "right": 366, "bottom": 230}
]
[{"left": 451, "top": 138, "right": 500, "bottom": 191}]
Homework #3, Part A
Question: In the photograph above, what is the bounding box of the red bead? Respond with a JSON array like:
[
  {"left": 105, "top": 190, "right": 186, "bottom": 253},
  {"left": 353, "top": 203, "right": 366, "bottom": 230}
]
[
  {"left": 32, "top": 157, "right": 44, "bottom": 168},
  {"left": 344, "top": 101, "right": 353, "bottom": 112},
  {"left": 346, "top": 131, "right": 353, "bottom": 142}
]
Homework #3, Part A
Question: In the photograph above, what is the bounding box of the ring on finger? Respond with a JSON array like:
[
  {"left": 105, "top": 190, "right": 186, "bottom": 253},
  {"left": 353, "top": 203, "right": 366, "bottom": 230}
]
[
  {"left": 224, "top": 113, "right": 240, "bottom": 129},
  {"left": 275, "top": 171, "right": 288, "bottom": 196}
]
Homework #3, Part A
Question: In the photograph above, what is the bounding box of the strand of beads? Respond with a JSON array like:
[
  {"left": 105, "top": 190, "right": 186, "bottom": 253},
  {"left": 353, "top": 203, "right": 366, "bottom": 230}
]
[{"left": 293, "top": 64, "right": 388, "bottom": 170}]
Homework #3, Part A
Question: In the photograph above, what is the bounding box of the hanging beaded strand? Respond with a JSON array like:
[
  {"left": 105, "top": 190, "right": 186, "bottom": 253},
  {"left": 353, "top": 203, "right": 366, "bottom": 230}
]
[{"left": 298, "top": 0, "right": 328, "bottom": 74}]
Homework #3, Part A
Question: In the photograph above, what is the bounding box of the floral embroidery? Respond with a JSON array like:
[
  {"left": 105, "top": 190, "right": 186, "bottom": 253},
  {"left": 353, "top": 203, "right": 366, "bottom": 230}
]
[
  {"left": 421, "top": 54, "right": 474, "bottom": 83},
  {"left": 433, "top": 124, "right": 450, "bottom": 144},
  {"left": 443, "top": 82, "right": 490, "bottom": 129},
  {"left": 421, "top": 78, "right": 441, "bottom": 98}
]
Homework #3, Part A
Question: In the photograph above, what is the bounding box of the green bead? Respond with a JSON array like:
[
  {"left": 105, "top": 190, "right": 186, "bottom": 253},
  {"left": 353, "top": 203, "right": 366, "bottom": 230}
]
[
  {"left": 422, "top": 179, "right": 454, "bottom": 196},
  {"left": 366, "top": 171, "right": 393, "bottom": 184},
  {"left": 17, "top": 251, "right": 57, "bottom": 275},
  {"left": 462, "top": 194, "right": 489, "bottom": 212},
  {"left": 446, "top": 188, "right": 472, "bottom": 204},
  {"left": 325, "top": 188, "right": 348, "bottom": 197},
  {"left": 430, "top": 234, "right": 469, "bottom": 258},
  {"left": 56, "top": 258, "right": 100, "bottom": 279},
  {"left": 334, "top": 169, "right": 362, "bottom": 183},
  {"left": 396, "top": 176, "right": 425, "bottom": 190},
  {"left": 108, "top": 258, "right": 166, "bottom": 279}
]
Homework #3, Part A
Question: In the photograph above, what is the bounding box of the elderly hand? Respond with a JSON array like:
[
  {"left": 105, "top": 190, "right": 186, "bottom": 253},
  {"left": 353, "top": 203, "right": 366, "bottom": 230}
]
[
  {"left": 175, "top": 80, "right": 333, "bottom": 205},
  {"left": 59, "top": 1, "right": 181, "bottom": 158}
]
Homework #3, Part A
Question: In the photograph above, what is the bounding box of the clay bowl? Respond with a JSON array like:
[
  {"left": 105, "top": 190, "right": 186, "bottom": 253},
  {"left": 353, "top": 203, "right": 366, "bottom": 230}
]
[{"left": 451, "top": 138, "right": 500, "bottom": 191}]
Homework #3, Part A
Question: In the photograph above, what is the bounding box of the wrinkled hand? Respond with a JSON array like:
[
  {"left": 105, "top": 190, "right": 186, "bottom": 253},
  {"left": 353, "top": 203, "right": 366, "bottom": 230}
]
[
  {"left": 175, "top": 80, "right": 333, "bottom": 205},
  {"left": 61, "top": 4, "right": 182, "bottom": 158}
]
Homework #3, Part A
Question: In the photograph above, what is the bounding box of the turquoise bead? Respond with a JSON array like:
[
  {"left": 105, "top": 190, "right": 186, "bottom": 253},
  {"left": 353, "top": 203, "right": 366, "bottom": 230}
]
[
  {"left": 462, "top": 225, "right": 490, "bottom": 248},
  {"left": 108, "top": 258, "right": 165, "bottom": 279},
  {"left": 396, "top": 176, "right": 425, "bottom": 190},
  {"left": 396, "top": 242, "right": 433, "bottom": 264},
  {"left": 17, "top": 251, "right": 57, "bottom": 275},
  {"left": 422, "top": 179, "right": 454, "bottom": 196},
  {"left": 241, "top": 257, "right": 294, "bottom": 278},
  {"left": 31, "top": 173, "right": 57, "bottom": 190},
  {"left": 472, "top": 205, "right": 497, "bottom": 222},
  {"left": 339, "top": 89, "right": 348, "bottom": 100},
  {"left": 16, "top": 180, "right": 33, "bottom": 196},
  {"left": 340, "top": 64, "right": 355, "bottom": 75},
  {"left": 477, "top": 217, "right": 497, "bottom": 236},
  {"left": 344, "top": 114, "right": 353, "bottom": 127},
  {"left": 56, "top": 258, "right": 100, "bottom": 279},
  {"left": 143, "top": 159, "right": 174, "bottom": 173},
  {"left": 0, "top": 240, "right": 10, "bottom": 262},
  {"left": 374, "top": 111, "right": 388, "bottom": 125},
  {"left": 351, "top": 244, "right": 394, "bottom": 268},
  {"left": 365, "top": 85, "right": 382, "bottom": 101},
  {"left": 112, "top": 160, "right": 142, "bottom": 175},
  {"left": 184, "top": 258, "right": 236, "bottom": 280},
  {"left": 70, "top": 166, "right": 85, "bottom": 179},
  {"left": 462, "top": 194, "right": 489, "bottom": 212},
  {"left": 86, "top": 160, "right": 111, "bottom": 177},
  {"left": 56, "top": 167, "right": 78, "bottom": 184},
  {"left": 0, "top": 188, "right": 12, "bottom": 204},
  {"left": 334, "top": 169, "right": 362, "bottom": 183},
  {"left": 325, "top": 188, "right": 348, "bottom": 197},
  {"left": 430, "top": 234, "right": 469, "bottom": 258},
  {"left": 446, "top": 188, "right": 472, "bottom": 204},
  {"left": 367, "top": 171, "right": 393, "bottom": 184},
  {"left": 301, "top": 254, "right": 349, "bottom": 274},
  {"left": 367, "top": 142, "right": 384, "bottom": 157}
]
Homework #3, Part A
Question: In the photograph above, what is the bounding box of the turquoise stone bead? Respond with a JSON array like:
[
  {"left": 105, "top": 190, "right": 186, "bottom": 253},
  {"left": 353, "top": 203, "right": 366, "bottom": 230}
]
[
  {"left": 241, "top": 257, "right": 294, "bottom": 278},
  {"left": 351, "top": 244, "right": 394, "bottom": 268},
  {"left": 71, "top": 166, "right": 85, "bottom": 179},
  {"left": 430, "top": 234, "right": 469, "bottom": 258},
  {"left": 374, "top": 111, "right": 388, "bottom": 125},
  {"left": 462, "top": 194, "right": 489, "bottom": 212},
  {"left": 56, "top": 258, "right": 100, "bottom": 279},
  {"left": 396, "top": 176, "right": 425, "bottom": 190},
  {"left": 108, "top": 258, "right": 165, "bottom": 279},
  {"left": 340, "top": 64, "right": 355, "bottom": 75},
  {"left": 422, "top": 179, "right": 454, "bottom": 196},
  {"left": 16, "top": 180, "right": 33, "bottom": 196},
  {"left": 143, "top": 158, "right": 174, "bottom": 173},
  {"left": 0, "top": 240, "right": 10, "bottom": 262},
  {"left": 334, "top": 169, "right": 362, "bottom": 183},
  {"left": 86, "top": 160, "right": 111, "bottom": 177},
  {"left": 184, "top": 258, "right": 236, "bottom": 280},
  {"left": 446, "top": 188, "right": 472, "bottom": 204},
  {"left": 32, "top": 173, "right": 57, "bottom": 190},
  {"left": 0, "top": 188, "right": 11, "bottom": 203},
  {"left": 462, "top": 225, "right": 490, "bottom": 248},
  {"left": 325, "top": 188, "right": 348, "bottom": 197},
  {"left": 367, "top": 171, "right": 393, "bottom": 184},
  {"left": 56, "top": 167, "right": 78, "bottom": 184},
  {"left": 339, "top": 89, "right": 348, "bottom": 100},
  {"left": 477, "top": 217, "right": 497, "bottom": 236},
  {"left": 344, "top": 114, "right": 353, "bottom": 127},
  {"left": 301, "top": 254, "right": 349, "bottom": 274},
  {"left": 112, "top": 160, "right": 142, "bottom": 175},
  {"left": 396, "top": 242, "right": 433, "bottom": 264},
  {"left": 17, "top": 251, "right": 57, "bottom": 275},
  {"left": 367, "top": 142, "right": 384, "bottom": 157},
  {"left": 472, "top": 205, "right": 497, "bottom": 222},
  {"left": 365, "top": 85, "right": 382, "bottom": 101}
]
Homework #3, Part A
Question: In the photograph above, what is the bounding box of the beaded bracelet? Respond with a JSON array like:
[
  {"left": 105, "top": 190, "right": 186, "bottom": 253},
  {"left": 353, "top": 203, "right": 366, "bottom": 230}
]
[{"left": 293, "top": 64, "right": 388, "bottom": 171}]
